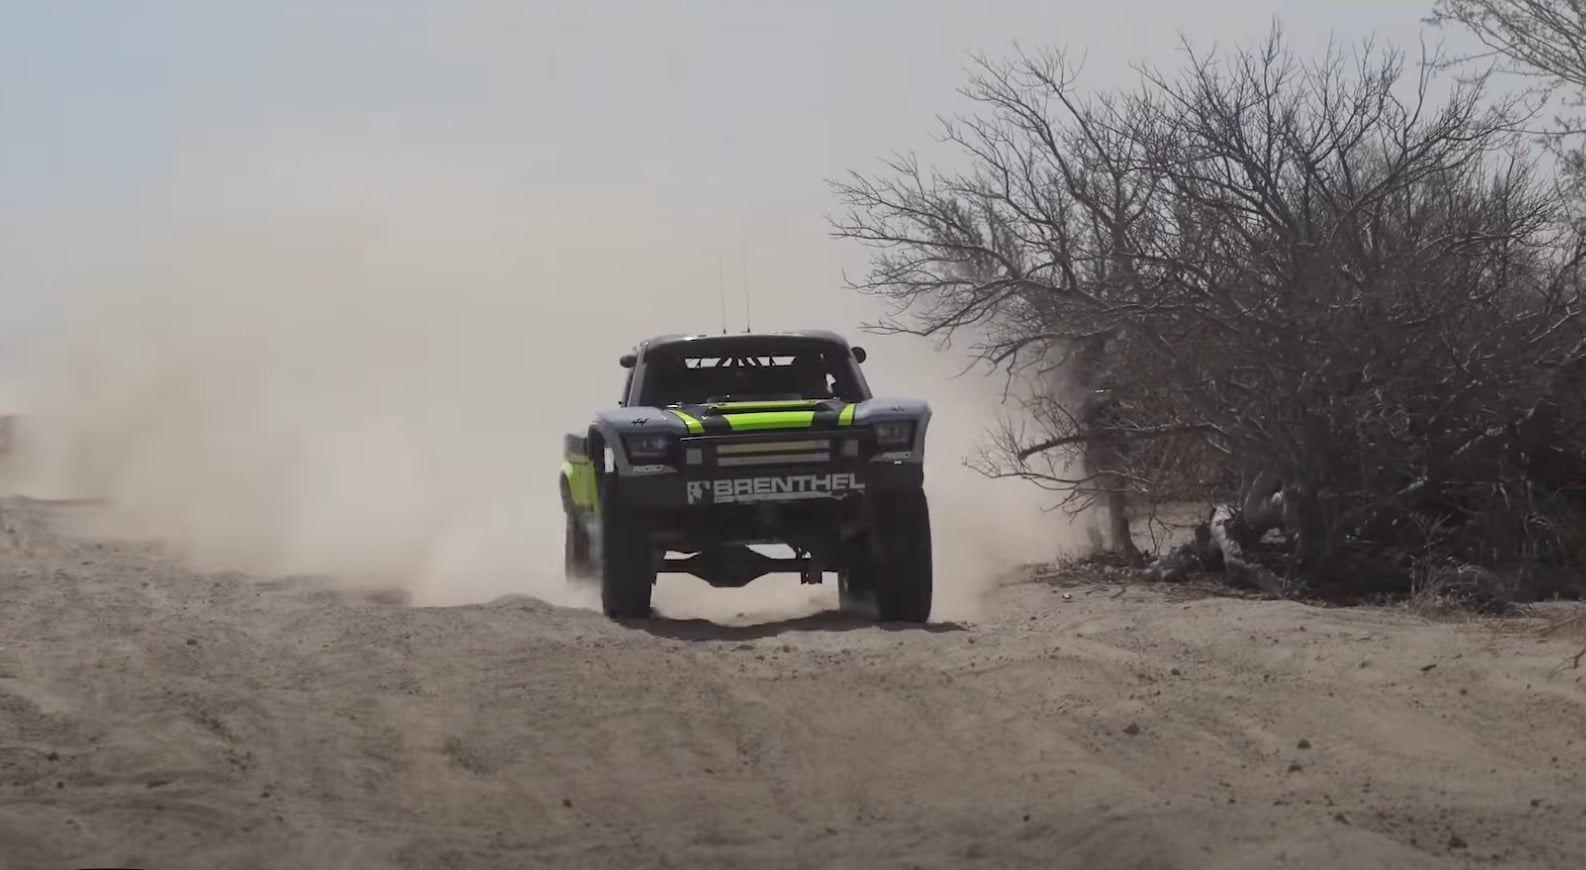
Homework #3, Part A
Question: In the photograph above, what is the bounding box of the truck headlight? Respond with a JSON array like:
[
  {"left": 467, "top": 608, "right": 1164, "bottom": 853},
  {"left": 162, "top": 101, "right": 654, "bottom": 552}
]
[
  {"left": 871, "top": 421, "right": 914, "bottom": 449},
  {"left": 622, "top": 432, "right": 677, "bottom": 461}
]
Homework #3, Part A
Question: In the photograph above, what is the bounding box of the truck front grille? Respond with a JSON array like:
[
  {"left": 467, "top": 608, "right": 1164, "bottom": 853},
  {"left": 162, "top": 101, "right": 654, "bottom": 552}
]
[
  {"left": 684, "top": 433, "right": 863, "bottom": 467},
  {"left": 714, "top": 439, "right": 831, "bottom": 466}
]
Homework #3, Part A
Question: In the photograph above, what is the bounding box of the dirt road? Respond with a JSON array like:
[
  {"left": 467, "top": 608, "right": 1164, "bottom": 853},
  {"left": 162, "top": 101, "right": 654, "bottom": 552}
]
[{"left": 1, "top": 495, "right": 1583, "bottom": 870}]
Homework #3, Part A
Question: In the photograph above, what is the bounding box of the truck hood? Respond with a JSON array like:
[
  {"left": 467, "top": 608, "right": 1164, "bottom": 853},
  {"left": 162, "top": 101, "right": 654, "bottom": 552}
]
[
  {"left": 591, "top": 396, "right": 930, "bottom": 451},
  {"left": 665, "top": 398, "right": 855, "bottom": 434}
]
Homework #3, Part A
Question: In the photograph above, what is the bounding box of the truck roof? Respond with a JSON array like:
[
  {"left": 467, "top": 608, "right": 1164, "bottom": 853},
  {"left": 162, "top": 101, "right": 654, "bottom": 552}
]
[{"left": 637, "top": 330, "right": 854, "bottom": 354}]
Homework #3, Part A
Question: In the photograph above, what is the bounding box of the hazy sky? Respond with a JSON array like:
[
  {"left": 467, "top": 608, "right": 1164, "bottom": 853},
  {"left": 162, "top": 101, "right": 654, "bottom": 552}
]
[{"left": 0, "top": 1, "right": 1484, "bottom": 349}]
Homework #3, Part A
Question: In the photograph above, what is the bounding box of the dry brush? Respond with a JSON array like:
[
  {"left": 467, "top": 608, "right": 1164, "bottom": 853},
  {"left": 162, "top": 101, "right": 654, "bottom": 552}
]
[{"left": 830, "top": 26, "right": 1586, "bottom": 602}]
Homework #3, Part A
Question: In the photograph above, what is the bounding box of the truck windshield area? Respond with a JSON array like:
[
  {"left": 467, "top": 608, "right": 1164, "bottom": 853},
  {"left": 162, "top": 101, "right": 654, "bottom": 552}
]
[{"left": 640, "top": 342, "right": 866, "bottom": 406}]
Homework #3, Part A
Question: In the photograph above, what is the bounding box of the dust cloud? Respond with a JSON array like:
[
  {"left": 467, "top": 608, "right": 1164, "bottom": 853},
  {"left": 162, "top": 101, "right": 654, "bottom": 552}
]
[
  {"left": 1, "top": 170, "right": 1078, "bottom": 620},
  {"left": 0, "top": 23, "right": 1082, "bottom": 623}
]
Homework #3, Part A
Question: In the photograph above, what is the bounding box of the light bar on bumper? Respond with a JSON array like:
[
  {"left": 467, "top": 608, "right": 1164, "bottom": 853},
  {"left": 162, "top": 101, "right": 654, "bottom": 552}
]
[{"left": 716, "top": 437, "right": 834, "bottom": 466}]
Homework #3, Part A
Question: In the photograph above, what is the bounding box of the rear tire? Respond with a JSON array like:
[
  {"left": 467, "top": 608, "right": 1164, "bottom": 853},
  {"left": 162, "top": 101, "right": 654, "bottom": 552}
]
[
  {"left": 868, "top": 488, "right": 933, "bottom": 623},
  {"left": 562, "top": 476, "right": 595, "bottom": 580},
  {"left": 564, "top": 511, "right": 594, "bottom": 579},
  {"left": 599, "top": 479, "right": 655, "bottom": 619}
]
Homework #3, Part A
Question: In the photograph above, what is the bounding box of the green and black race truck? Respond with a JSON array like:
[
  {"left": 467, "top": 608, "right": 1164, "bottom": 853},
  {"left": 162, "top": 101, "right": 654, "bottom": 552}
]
[{"left": 559, "top": 330, "right": 934, "bottom": 622}]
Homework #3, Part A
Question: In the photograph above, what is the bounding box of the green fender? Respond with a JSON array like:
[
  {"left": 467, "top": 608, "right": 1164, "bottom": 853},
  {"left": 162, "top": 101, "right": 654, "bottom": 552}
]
[{"left": 561, "top": 434, "right": 599, "bottom": 513}]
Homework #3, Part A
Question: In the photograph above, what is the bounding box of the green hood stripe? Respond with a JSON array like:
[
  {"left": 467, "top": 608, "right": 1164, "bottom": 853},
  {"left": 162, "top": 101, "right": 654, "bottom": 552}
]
[
  {"left": 723, "top": 410, "right": 816, "bottom": 431},
  {"left": 667, "top": 409, "right": 705, "bottom": 434},
  {"left": 662, "top": 401, "right": 859, "bottom": 435}
]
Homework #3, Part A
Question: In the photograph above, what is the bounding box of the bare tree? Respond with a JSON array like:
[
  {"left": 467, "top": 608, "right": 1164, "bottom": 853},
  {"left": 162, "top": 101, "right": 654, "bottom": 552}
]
[
  {"left": 831, "top": 26, "right": 1586, "bottom": 591},
  {"left": 828, "top": 49, "right": 1173, "bottom": 559},
  {"left": 1429, "top": 0, "right": 1586, "bottom": 93},
  {"left": 1430, "top": 1, "right": 1586, "bottom": 208},
  {"left": 1134, "top": 33, "right": 1577, "bottom": 579}
]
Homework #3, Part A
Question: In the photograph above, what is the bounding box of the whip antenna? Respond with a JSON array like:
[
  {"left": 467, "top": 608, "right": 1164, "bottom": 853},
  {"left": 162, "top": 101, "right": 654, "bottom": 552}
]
[
  {"left": 742, "top": 247, "right": 752, "bottom": 333},
  {"left": 718, "top": 253, "right": 727, "bottom": 335}
]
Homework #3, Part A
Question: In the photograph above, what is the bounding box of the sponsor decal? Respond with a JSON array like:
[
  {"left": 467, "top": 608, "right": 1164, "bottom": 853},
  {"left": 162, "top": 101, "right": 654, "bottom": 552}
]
[
  {"left": 629, "top": 464, "right": 672, "bottom": 476},
  {"left": 687, "top": 472, "right": 865, "bottom": 504}
]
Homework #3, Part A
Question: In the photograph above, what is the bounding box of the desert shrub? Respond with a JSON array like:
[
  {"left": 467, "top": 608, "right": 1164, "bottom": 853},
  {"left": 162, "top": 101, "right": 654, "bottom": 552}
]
[{"left": 831, "top": 26, "right": 1586, "bottom": 597}]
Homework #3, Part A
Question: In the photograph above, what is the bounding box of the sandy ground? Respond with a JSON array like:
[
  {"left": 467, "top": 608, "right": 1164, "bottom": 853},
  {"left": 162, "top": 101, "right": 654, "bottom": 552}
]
[{"left": 0, "top": 496, "right": 1583, "bottom": 870}]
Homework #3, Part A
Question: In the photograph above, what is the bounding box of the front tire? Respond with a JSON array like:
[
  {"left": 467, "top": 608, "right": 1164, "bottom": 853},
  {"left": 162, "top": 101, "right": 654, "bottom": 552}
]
[
  {"left": 868, "top": 488, "right": 933, "bottom": 623},
  {"left": 838, "top": 535, "right": 877, "bottom": 614},
  {"left": 598, "top": 479, "right": 655, "bottom": 619}
]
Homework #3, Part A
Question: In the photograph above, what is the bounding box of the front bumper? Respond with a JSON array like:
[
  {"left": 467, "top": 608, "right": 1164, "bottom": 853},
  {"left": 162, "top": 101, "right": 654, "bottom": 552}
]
[{"left": 615, "top": 429, "right": 923, "bottom": 509}]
